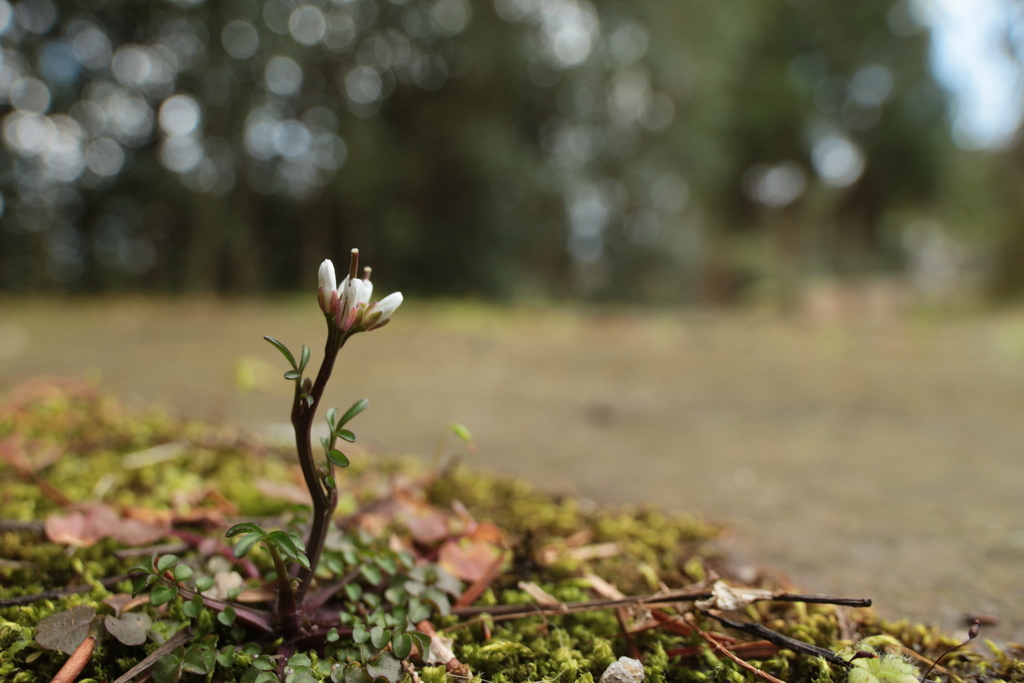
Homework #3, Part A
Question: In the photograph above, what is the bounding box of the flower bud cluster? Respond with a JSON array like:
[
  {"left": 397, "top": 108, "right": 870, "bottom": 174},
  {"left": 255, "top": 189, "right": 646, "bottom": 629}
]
[{"left": 317, "top": 250, "right": 403, "bottom": 336}]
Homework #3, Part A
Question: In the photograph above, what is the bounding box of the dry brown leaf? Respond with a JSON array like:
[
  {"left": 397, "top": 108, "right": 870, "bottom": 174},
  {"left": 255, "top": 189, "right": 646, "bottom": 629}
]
[
  {"left": 45, "top": 503, "right": 168, "bottom": 548},
  {"left": 584, "top": 573, "right": 625, "bottom": 600},
  {"left": 438, "top": 538, "right": 503, "bottom": 582},
  {"left": 517, "top": 580, "right": 561, "bottom": 607},
  {"left": 402, "top": 507, "right": 450, "bottom": 545},
  {"left": 101, "top": 594, "right": 149, "bottom": 618},
  {"left": 255, "top": 478, "right": 311, "bottom": 505},
  {"left": 0, "top": 434, "right": 62, "bottom": 473}
]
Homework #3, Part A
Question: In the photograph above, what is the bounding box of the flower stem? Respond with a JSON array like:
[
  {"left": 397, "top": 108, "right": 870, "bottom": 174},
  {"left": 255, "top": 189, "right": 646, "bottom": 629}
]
[
  {"left": 291, "top": 320, "right": 344, "bottom": 604},
  {"left": 267, "top": 542, "right": 299, "bottom": 639}
]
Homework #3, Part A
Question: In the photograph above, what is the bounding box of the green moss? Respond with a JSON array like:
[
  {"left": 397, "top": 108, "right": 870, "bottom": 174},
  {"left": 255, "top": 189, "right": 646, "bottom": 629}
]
[{"left": 0, "top": 382, "right": 1021, "bottom": 683}]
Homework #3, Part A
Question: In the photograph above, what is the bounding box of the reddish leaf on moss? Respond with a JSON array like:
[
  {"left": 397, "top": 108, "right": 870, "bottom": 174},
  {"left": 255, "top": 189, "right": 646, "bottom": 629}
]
[
  {"left": 438, "top": 537, "right": 503, "bottom": 582},
  {"left": 45, "top": 503, "right": 169, "bottom": 548}
]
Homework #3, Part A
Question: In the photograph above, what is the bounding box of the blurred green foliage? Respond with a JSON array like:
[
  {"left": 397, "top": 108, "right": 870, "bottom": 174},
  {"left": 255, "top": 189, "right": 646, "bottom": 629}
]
[{"left": 0, "top": 0, "right": 1013, "bottom": 301}]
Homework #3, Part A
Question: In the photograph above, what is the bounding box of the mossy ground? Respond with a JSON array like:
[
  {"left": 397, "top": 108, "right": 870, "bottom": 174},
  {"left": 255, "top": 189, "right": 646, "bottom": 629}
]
[{"left": 1, "top": 379, "right": 1021, "bottom": 683}]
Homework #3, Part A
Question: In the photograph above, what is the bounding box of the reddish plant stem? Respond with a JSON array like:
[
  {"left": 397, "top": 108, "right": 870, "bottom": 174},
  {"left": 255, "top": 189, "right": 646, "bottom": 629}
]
[{"left": 291, "top": 321, "right": 344, "bottom": 604}]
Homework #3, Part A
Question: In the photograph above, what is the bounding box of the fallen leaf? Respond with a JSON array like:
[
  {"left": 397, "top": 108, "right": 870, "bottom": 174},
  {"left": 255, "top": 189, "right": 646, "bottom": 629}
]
[
  {"left": 102, "top": 594, "right": 151, "bottom": 617},
  {"left": 45, "top": 503, "right": 168, "bottom": 548},
  {"left": 104, "top": 612, "right": 152, "bottom": 646},
  {"left": 255, "top": 478, "right": 311, "bottom": 505},
  {"left": 402, "top": 507, "right": 450, "bottom": 545},
  {"left": 35, "top": 606, "right": 96, "bottom": 655},
  {"left": 439, "top": 538, "right": 502, "bottom": 582},
  {"left": 584, "top": 573, "right": 625, "bottom": 600},
  {"left": 517, "top": 581, "right": 561, "bottom": 607},
  {"left": 695, "top": 580, "right": 774, "bottom": 611}
]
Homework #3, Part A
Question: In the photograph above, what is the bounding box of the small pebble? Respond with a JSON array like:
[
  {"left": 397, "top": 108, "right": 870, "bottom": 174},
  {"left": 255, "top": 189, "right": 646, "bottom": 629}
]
[{"left": 599, "top": 657, "right": 645, "bottom": 683}]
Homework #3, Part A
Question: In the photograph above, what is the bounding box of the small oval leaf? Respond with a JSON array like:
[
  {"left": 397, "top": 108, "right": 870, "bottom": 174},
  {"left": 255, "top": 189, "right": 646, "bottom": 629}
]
[
  {"left": 327, "top": 449, "right": 350, "bottom": 468},
  {"left": 392, "top": 632, "right": 413, "bottom": 659},
  {"left": 233, "top": 531, "right": 262, "bottom": 558},
  {"left": 284, "top": 370, "right": 302, "bottom": 381},
  {"left": 264, "top": 335, "right": 298, "bottom": 370},
  {"left": 156, "top": 555, "right": 179, "bottom": 573},
  {"left": 150, "top": 584, "right": 178, "bottom": 607},
  {"left": 338, "top": 398, "right": 369, "bottom": 427},
  {"left": 226, "top": 522, "right": 264, "bottom": 538},
  {"left": 336, "top": 429, "right": 356, "bottom": 443}
]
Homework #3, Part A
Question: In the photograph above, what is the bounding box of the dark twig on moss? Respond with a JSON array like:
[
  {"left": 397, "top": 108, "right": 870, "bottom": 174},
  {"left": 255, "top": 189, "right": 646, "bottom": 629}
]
[
  {"left": 450, "top": 589, "right": 871, "bottom": 619},
  {"left": 110, "top": 628, "right": 192, "bottom": 683},
  {"left": 685, "top": 614, "right": 788, "bottom": 683},
  {"left": 0, "top": 574, "right": 128, "bottom": 607},
  {"left": 702, "top": 611, "right": 852, "bottom": 669}
]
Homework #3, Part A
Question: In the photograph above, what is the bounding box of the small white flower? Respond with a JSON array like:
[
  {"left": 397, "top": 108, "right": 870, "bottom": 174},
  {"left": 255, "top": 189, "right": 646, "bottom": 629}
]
[
  {"left": 363, "top": 292, "right": 403, "bottom": 330},
  {"left": 319, "top": 249, "right": 402, "bottom": 334}
]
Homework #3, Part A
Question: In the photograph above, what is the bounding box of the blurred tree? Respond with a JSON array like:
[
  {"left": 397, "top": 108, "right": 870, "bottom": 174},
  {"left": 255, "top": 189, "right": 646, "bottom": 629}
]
[{"left": 0, "top": 0, "right": 954, "bottom": 303}]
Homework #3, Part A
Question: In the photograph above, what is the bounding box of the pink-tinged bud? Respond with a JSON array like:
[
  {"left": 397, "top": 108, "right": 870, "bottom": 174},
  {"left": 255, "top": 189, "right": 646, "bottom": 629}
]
[
  {"left": 329, "top": 289, "right": 342, "bottom": 317},
  {"left": 340, "top": 305, "right": 360, "bottom": 331},
  {"left": 318, "top": 259, "right": 337, "bottom": 314}
]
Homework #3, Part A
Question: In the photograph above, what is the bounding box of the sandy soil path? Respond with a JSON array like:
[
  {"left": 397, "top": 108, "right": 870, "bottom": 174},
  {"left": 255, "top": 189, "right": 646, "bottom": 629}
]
[{"left": 2, "top": 297, "right": 1023, "bottom": 640}]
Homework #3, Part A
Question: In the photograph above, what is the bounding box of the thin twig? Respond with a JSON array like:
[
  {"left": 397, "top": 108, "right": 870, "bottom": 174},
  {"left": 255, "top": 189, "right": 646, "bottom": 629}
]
[
  {"left": 702, "top": 611, "right": 852, "bottom": 669},
  {"left": 0, "top": 574, "right": 129, "bottom": 608},
  {"left": 451, "top": 589, "right": 870, "bottom": 619},
  {"left": 110, "top": 628, "right": 192, "bottom": 683},
  {"left": 48, "top": 635, "right": 96, "bottom": 683},
  {"left": 686, "top": 615, "right": 788, "bottom": 683}
]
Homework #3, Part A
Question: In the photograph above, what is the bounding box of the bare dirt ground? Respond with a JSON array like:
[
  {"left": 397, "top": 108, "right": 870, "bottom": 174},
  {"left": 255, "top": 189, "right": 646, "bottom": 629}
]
[{"left": 2, "top": 297, "right": 1023, "bottom": 641}]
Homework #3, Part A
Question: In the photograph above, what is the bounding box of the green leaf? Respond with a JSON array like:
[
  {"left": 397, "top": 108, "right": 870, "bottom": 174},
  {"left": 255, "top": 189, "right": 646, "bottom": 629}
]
[
  {"left": 182, "top": 645, "right": 216, "bottom": 675},
  {"left": 324, "top": 475, "right": 336, "bottom": 490},
  {"left": 366, "top": 651, "right": 402, "bottom": 683},
  {"left": 267, "top": 530, "right": 299, "bottom": 558},
  {"left": 374, "top": 556, "right": 397, "bottom": 575},
  {"left": 370, "top": 626, "right": 390, "bottom": 650},
  {"left": 151, "top": 651, "right": 184, "bottom": 683},
  {"left": 216, "top": 645, "right": 234, "bottom": 668},
  {"left": 284, "top": 370, "right": 302, "bottom": 381},
  {"left": 352, "top": 624, "right": 370, "bottom": 644},
  {"left": 345, "top": 664, "right": 375, "bottom": 683},
  {"left": 321, "top": 436, "right": 331, "bottom": 454},
  {"left": 392, "top": 632, "right": 413, "bottom": 659},
  {"left": 409, "top": 631, "right": 431, "bottom": 655},
  {"left": 338, "top": 398, "right": 369, "bottom": 427},
  {"left": 300, "top": 345, "right": 311, "bottom": 372},
  {"left": 226, "top": 522, "right": 265, "bottom": 538},
  {"left": 327, "top": 449, "right": 349, "bottom": 467},
  {"left": 182, "top": 594, "right": 204, "bottom": 618},
  {"left": 264, "top": 335, "right": 297, "bottom": 370},
  {"left": 360, "top": 564, "right": 382, "bottom": 585},
  {"left": 195, "top": 576, "right": 215, "bottom": 592},
  {"left": 449, "top": 423, "right": 475, "bottom": 447},
  {"left": 407, "top": 599, "right": 430, "bottom": 625},
  {"left": 252, "top": 654, "right": 276, "bottom": 671},
  {"left": 132, "top": 573, "right": 156, "bottom": 598},
  {"left": 303, "top": 393, "right": 314, "bottom": 408},
  {"left": 156, "top": 555, "right": 179, "bottom": 573},
  {"left": 150, "top": 584, "right": 178, "bottom": 607},
  {"left": 104, "top": 612, "right": 152, "bottom": 646},
  {"left": 326, "top": 407, "right": 338, "bottom": 430},
  {"left": 217, "top": 605, "right": 236, "bottom": 627},
  {"left": 233, "top": 532, "right": 263, "bottom": 558},
  {"left": 423, "top": 587, "right": 451, "bottom": 617},
  {"left": 335, "top": 429, "right": 356, "bottom": 442},
  {"left": 173, "top": 564, "right": 194, "bottom": 582}
]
